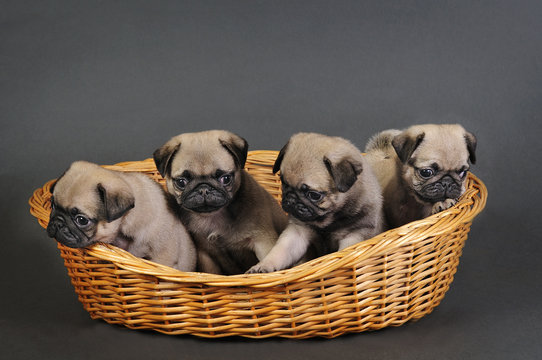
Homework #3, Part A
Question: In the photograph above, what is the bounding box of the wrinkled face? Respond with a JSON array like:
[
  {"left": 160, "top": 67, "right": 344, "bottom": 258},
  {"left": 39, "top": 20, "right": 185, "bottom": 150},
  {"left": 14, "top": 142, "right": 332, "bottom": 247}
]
[
  {"left": 47, "top": 188, "right": 126, "bottom": 248},
  {"left": 46, "top": 162, "right": 135, "bottom": 248},
  {"left": 47, "top": 197, "right": 100, "bottom": 248},
  {"left": 404, "top": 161, "right": 468, "bottom": 203},
  {"left": 403, "top": 144, "right": 470, "bottom": 203},
  {"left": 47, "top": 196, "right": 123, "bottom": 248},
  {"left": 167, "top": 146, "right": 241, "bottom": 214},
  {"left": 153, "top": 131, "right": 249, "bottom": 215},
  {"left": 392, "top": 125, "right": 476, "bottom": 204},
  {"left": 274, "top": 133, "right": 364, "bottom": 229},
  {"left": 278, "top": 159, "right": 361, "bottom": 229},
  {"left": 280, "top": 176, "right": 344, "bottom": 228}
]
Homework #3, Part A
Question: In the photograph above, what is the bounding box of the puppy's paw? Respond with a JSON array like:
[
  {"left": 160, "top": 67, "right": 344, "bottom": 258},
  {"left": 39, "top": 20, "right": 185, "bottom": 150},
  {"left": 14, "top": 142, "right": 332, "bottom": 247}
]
[
  {"left": 246, "top": 263, "right": 275, "bottom": 274},
  {"left": 432, "top": 198, "right": 457, "bottom": 214}
]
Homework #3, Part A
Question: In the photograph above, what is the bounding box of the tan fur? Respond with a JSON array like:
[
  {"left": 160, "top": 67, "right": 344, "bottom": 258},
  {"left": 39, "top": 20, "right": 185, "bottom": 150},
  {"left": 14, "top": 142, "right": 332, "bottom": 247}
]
[
  {"left": 247, "top": 132, "right": 384, "bottom": 273},
  {"left": 50, "top": 161, "right": 197, "bottom": 271},
  {"left": 154, "top": 130, "right": 288, "bottom": 275},
  {"left": 364, "top": 124, "right": 476, "bottom": 228}
]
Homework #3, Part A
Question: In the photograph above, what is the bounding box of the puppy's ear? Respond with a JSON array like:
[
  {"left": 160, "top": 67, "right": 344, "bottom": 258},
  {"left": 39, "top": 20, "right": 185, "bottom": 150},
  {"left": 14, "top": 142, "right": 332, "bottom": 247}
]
[
  {"left": 464, "top": 131, "right": 477, "bottom": 165},
  {"left": 153, "top": 141, "right": 180, "bottom": 178},
  {"left": 323, "top": 156, "right": 363, "bottom": 193},
  {"left": 392, "top": 132, "right": 425, "bottom": 163},
  {"left": 273, "top": 140, "right": 290, "bottom": 175},
  {"left": 97, "top": 182, "right": 135, "bottom": 222},
  {"left": 220, "top": 133, "right": 248, "bottom": 169}
]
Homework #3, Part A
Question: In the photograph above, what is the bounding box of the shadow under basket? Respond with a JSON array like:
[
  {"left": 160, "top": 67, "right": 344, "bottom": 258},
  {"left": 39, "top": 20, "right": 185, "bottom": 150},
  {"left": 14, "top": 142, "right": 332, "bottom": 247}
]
[{"left": 29, "top": 150, "right": 487, "bottom": 339}]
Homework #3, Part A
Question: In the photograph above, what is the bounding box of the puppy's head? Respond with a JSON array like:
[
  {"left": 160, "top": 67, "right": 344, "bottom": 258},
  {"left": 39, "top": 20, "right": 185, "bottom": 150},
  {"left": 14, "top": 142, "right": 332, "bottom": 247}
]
[
  {"left": 153, "top": 130, "right": 248, "bottom": 214},
  {"left": 46, "top": 161, "right": 135, "bottom": 248},
  {"left": 273, "top": 133, "right": 364, "bottom": 228},
  {"left": 391, "top": 124, "right": 477, "bottom": 203}
]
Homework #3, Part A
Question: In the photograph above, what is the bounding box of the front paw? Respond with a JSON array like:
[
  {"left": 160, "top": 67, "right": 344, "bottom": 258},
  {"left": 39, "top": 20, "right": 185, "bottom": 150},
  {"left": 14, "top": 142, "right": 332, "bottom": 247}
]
[
  {"left": 246, "top": 263, "right": 275, "bottom": 274},
  {"left": 432, "top": 198, "right": 457, "bottom": 214}
]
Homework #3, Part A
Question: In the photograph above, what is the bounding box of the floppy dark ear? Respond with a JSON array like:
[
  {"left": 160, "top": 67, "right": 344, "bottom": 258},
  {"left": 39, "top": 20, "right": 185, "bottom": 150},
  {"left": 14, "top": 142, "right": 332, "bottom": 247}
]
[
  {"left": 272, "top": 140, "right": 290, "bottom": 175},
  {"left": 97, "top": 182, "right": 135, "bottom": 222},
  {"left": 392, "top": 132, "right": 425, "bottom": 163},
  {"left": 323, "top": 156, "right": 363, "bottom": 193},
  {"left": 153, "top": 142, "right": 180, "bottom": 178},
  {"left": 464, "top": 131, "right": 477, "bottom": 165},
  {"left": 220, "top": 133, "right": 248, "bottom": 169}
]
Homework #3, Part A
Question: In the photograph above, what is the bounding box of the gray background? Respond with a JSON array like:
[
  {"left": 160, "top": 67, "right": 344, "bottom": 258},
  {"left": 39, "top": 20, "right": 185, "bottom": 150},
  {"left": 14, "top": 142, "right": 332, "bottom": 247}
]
[{"left": 2, "top": 1, "right": 541, "bottom": 359}]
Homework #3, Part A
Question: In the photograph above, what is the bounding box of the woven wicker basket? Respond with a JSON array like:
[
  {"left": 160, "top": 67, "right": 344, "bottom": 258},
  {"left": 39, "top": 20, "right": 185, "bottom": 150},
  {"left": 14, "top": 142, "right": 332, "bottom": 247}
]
[{"left": 29, "top": 150, "right": 487, "bottom": 339}]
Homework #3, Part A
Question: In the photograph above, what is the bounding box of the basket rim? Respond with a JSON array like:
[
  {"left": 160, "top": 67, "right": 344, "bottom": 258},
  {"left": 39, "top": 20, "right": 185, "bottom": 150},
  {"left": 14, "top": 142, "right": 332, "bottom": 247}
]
[{"left": 29, "top": 150, "right": 487, "bottom": 288}]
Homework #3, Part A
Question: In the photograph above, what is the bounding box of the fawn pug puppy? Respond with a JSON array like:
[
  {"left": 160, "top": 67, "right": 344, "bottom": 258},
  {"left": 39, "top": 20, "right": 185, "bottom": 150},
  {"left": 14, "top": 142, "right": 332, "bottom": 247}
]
[
  {"left": 46, "top": 161, "right": 197, "bottom": 272},
  {"left": 364, "top": 124, "right": 477, "bottom": 228},
  {"left": 246, "top": 132, "right": 384, "bottom": 274},
  {"left": 153, "top": 130, "right": 288, "bottom": 275}
]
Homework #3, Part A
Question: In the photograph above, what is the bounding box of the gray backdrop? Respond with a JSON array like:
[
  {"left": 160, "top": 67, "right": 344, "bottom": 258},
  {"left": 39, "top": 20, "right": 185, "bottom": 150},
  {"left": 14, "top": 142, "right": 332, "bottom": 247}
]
[{"left": 2, "top": 1, "right": 541, "bottom": 359}]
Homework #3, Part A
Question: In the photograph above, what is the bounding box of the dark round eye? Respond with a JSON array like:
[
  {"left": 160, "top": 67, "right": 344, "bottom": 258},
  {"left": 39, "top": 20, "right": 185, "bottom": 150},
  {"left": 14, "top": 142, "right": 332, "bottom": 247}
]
[
  {"left": 306, "top": 191, "right": 323, "bottom": 202},
  {"left": 419, "top": 168, "right": 434, "bottom": 179},
  {"left": 458, "top": 170, "right": 467, "bottom": 178},
  {"left": 219, "top": 174, "right": 232, "bottom": 186},
  {"left": 174, "top": 178, "right": 189, "bottom": 190},
  {"left": 75, "top": 215, "right": 89, "bottom": 227}
]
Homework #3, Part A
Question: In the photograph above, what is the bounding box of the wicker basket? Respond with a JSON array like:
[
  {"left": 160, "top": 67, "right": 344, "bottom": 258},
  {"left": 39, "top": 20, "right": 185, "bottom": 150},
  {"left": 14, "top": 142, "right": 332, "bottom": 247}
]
[{"left": 29, "top": 150, "right": 487, "bottom": 339}]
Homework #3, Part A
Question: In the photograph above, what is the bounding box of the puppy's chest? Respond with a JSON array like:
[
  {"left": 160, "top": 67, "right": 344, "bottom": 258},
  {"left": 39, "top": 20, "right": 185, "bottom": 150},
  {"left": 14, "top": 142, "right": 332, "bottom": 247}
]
[
  {"left": 186, "top": 212, "right": 239, "bottom": 247},
  {"left": 388, "top": 190, "right": 427, "bottom": 225},
  {"left": 315, "top": 231, "right": 343, "bottom": 251},
  {"left": 187, "top": 212, "right": 257, "bottom": 274}
]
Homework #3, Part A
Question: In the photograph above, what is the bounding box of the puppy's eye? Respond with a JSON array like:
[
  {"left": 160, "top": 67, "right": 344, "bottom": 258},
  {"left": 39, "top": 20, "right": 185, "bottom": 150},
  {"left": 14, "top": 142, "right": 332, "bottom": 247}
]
[
  {"left": 306, "top": 191, "right": 323, "bottom": 202},
  {"left": 458, "top": 170, "right": 468, "bottom": 178},
  {"left": 219, "top": 174, "right": 233, "bottom": 186},
  {"left": 418, "top": 168, "right": 434, "bottom": 179},
  {"left": 174, "top": 178, "right": 189, "bottom": 190},
  {"left": 75, "top": 215, "right": 90, "bottom": 227}
]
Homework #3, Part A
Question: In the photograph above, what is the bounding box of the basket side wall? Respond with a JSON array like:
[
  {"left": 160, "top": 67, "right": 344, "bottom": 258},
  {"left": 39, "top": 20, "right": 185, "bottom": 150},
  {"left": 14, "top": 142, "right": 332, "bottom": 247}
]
[{"left": 58, "top": 223, "right": 470, "bottom": 338}]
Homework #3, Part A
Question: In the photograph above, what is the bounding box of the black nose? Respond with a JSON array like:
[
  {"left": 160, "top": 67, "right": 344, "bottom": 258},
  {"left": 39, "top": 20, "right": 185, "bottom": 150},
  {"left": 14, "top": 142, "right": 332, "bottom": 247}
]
[
  {"left": 46, "top": 217, "right": 64, "bottom": 237},
  {"left": 441, "top": 175, "right": 461, "bottom": 198},
  {"left": 441, "top": 176, "right": 455, "bottom": 189},
  {"left": 282, "top": 192, "right": 299, "bottom": 213},
  {"left": 197, "top": 184, "right": 212, "bottom": 196},
  {"left": 46, "top": 223, "right": 56, "bottom": 237},
  {"left": 283, "top": 193, "right": 297, "bottom": 207}
]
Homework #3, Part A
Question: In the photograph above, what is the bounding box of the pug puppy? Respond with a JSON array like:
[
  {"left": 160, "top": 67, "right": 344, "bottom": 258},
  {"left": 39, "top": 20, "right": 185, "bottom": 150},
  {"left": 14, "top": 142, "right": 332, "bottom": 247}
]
[
  {"left": 46, "top": 161, "right": 197, "bottom": 272},
  {"left": 364, "top": 124, "right": 477, "bottom": 228},
  {"left": 246, "top": 132, "right": 384, "bottom": 274},
  {"left": 153, "top": 130, "right": 288, "bottom": 275}
]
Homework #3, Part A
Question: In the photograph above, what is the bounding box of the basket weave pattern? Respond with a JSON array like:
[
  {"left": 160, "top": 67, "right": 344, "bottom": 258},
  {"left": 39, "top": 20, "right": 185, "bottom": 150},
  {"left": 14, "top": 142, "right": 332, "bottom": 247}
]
[{"left": 29, "top": 151, "right": 487, "bottom": 338}]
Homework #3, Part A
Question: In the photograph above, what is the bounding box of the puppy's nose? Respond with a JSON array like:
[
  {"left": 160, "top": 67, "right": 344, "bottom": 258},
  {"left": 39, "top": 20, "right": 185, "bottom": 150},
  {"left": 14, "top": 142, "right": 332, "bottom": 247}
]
[
  {"left": 46, "top": 217, "right": 64, "bottom": 237},
  {"left": 441, "top": 176, "right": 455, "bottom": 189},
  {"left": 441, "top": 175, "right": 461, "bottom": 198},
  {"left": 46, "top": 223, "right": 56, "bottom": 237},
  {"left": 197, "top": 184, "right": 212, "bottom": 196},
  {"left": 284, "top": 193, "right": 297, "bottom": 206}
]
